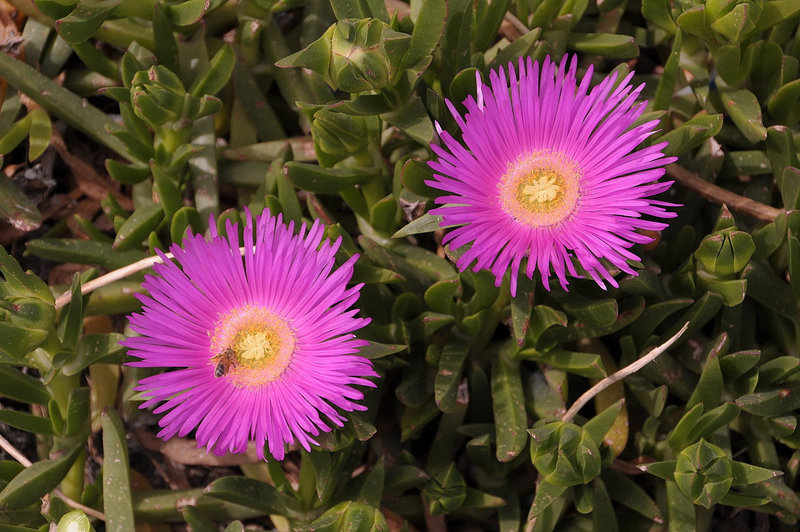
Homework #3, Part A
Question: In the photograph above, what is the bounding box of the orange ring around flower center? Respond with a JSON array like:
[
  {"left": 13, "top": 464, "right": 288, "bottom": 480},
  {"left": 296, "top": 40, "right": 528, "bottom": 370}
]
[
  {"left": 210, "top": 306, "right": 296, "bottom": 388},
  {"left": 498, "top": 150, "right": 581, "bottom": 228}
]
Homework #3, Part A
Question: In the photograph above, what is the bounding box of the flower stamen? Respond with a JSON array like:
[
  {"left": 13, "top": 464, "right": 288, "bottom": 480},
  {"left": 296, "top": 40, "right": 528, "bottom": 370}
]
[
  {"left": 499, "top": 150, "right": 581, "bottom": 228},
  {"left": 521, "top": 172, "right": 561, "bottom": 205},
  {"left": 211, "top": 306, "right": 296, "bottom": 388}
]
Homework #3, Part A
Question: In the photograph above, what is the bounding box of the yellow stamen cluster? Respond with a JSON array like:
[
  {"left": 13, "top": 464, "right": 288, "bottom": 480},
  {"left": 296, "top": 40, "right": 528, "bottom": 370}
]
[
  {"left": 499, "top": 150, "right": 581, "bottom": 227},
  {"left": 210, "top": 305, "right": 296, "bottom": 388}
]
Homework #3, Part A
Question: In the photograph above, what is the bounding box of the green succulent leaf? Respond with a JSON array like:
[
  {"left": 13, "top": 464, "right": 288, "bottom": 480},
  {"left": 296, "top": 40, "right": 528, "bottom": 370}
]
[
  {"left": 113, "top": 203, "right": 165, "bottom": 252},
  {"left": 492, "top": 349, "right": 528, "bottom": 462},
  {"left": 718, "top": 86, "right": 767, "bottom": 144},
  {"left": 205, "top": 476, "right": 299, "bottom": 514},
  {"left": 0, "top": 366, "right": 51, "bottom": 404},
  {"left": 102, "top": 409, "right": 135, "bottom": 529},
  {"left": 55, "top": 0, "right": 125, "bottom": 43},
  {"left": 0, "top": 444, "right": 82, "bottom": 509}
]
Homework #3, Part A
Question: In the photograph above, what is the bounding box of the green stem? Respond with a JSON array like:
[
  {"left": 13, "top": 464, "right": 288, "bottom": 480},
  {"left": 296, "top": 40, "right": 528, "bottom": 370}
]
[
  {"left": 361, "top": 176, "right": 386, "bottom": 208},
  {"left": 47, "top": 373, "right": 78, "bottom": 415},
  {"left": 47, "top": 371, "right": 84, "bottom": 499},
  {"left": 60, "top": 448, "right": 86, "bottom": 501}
]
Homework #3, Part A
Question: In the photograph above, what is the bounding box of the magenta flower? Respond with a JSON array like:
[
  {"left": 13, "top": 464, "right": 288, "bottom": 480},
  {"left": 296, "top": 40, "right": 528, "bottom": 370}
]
[
  {"left": 122, "top": 210, "right": 376, "bottom": 460},
  {"left": 427, "top": 55, "right": 677, "bottom": 295}
]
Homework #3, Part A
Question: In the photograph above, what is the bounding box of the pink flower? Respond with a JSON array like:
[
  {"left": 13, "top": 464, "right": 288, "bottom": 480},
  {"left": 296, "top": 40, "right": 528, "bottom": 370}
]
[
  {"left": 123, "top": 210, "right": 376, "bottom": 460},
  {"left": 427, "top": 55, "right": 677, "bottom": 295}
]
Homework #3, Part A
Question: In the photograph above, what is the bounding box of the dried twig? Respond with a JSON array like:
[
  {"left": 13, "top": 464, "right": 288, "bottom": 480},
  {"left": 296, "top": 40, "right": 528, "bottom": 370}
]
[
  {"left": 666, "top": 163, "right": 783, "bottom": 222},
  {"left": 500, "top": 12, "right": 529, "bottom": 41},
  {"left": 53, "top": 245, "right": 255, "bottom": 310},
  {"left": 53, "top": 252, "right": 175, "bottom": 310},
  {"left": 561, "top": 322, "right": 690, "bottom": 423},
  {"left": 134, "top": 430, "right": 265, "bottom": 466}
]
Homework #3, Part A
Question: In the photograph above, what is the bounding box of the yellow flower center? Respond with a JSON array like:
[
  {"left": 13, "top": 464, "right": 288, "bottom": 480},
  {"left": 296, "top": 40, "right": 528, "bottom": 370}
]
[
  {"left": 499, "top": 150, "right": 581, "bottom": 227},
  {"left": 209, "top": 306, "right": 296, "bottom": 388}
]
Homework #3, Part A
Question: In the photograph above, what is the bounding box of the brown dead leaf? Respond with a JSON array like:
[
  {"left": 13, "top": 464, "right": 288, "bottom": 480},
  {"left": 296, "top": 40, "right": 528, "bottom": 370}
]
[{"left": 135, "top": 429, "right": 266, "bottom": 466}]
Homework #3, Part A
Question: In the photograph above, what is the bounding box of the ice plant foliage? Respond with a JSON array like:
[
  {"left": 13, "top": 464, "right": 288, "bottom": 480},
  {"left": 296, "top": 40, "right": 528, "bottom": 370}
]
[
  {"left": 427, "top": 55, "right": 677, "bottom": 295},
  {"left": 122, "top": 210, "right": 376, "bottom": 460}
]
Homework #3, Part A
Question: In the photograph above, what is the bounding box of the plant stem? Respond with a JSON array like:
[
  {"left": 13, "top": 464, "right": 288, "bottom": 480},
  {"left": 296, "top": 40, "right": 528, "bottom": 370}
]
[{"left": 666, "top": 163, "right": 783, "bottom": 222}]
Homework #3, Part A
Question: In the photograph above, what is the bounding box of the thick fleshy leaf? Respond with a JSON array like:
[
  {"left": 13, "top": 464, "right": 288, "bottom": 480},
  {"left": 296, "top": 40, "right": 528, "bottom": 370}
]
[
  {"left": 517, "top": 348, "right": 605, "bottom": 379},
  {"left": 492, "top": 349, "right": 527, "bottom": 462},
  {"left": 0, "top": 45, "right": 134, "bottom": 160},
  {"left": 566, "top": 33, "right": 638, "bottom": 58},
  {"left": 737, "top": 387, "right": 800, "bottom": 417},
  {"left": 403, "top": 0, "right": 446, "bottom": 68},
  {"left": 26, "top": 239, "right": 147, "bottom": 270},
  {"left": 357, "top": 460, "right": 385, "bottom": 507},
  {"left": 435, "top": 338, "right": 470, "bottom": 413},
  {"left": 0, "top": 321, "right": 50, "bottom": 360},
  {"left": 393, "top": 212, "right": 445, "bottom": 238},
  {"left": 0, "top": 367, "right": 50, "bottom": 405},
  {"left": 170, "top": 207, "right": 204, "bottom": 246},
  {"left": 61, "top": 333, "right": 127, "bottom": 376},
  {"left": 527, "top": 479, "right": 568, "bottom": 518},
  {"left": 660, "top": 113, "right": 723, "bottom": 157},
  {"left": 488, "top": 28, "right": 542, "bottom": 71},
  {"left": 382, "top": 95, "right": 434, "bottom": 145},
  {"left": 0, "top": 444, "right": 82, "bottom": 508},
  {"left": 285, "top": 162, "right": 375, "bottom": 194},
  {"left": 27, "top": 108, "right": 51, "bottom": 161},
  {"left": 730, "top": 462, "right": 781, "bottom": 486},
  {"left": 182, "top": 505, "right": 217, "bottom": 532},
  {"left": 55, "top": 0, "right": 125, "bottom": 43},
  {"left": 642, "top": 0, "right": 677, "bottom": 32},
  {"left": 189, "top": 45, "right": 234, "bottom": 98},
  {"left": 169, "top": 0, "right": 226, "bottom": 26},
  {"left": 603, "top": 470, "right": 664, "bottom": 524},
  {"left": 583, "top": 399, "right": 625, "bottom": 448},
  {"left": 0, "top": 409, "right": 54, "bottom": 435},
  {"left": 205, "top": 476, "right": 299, "bottom": 514},
  {"left": 719, "top": 86, "right": 767, "bottom": 144},
  {"left": 112, "top": 203, "right": 164, "bottom": 251},
  {"left": 102, "top": 409, "right": 135, "bottom": 529}
]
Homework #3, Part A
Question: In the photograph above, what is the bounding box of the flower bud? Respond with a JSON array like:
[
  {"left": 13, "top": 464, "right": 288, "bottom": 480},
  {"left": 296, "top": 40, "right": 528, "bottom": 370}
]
[
  {"left": 694, "top": 227, "right": 755, "bottom": 276},
  {"left": 529, "top": 422, "right": 602, "bottom": 486},
  {"left": 130, "top": 66, "right": 187, "bottom": 128},
  {"left": 330, "top": 19, "right": 391, "bottom": 93},
  {"left": 673, "top": 439, "right": 734, "bottom": 509}
]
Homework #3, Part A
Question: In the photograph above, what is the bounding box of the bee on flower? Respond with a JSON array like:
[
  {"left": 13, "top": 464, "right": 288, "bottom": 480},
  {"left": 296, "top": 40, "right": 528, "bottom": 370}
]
[{"left": 123, "top": 209, "right": 376, "bottom": 460}]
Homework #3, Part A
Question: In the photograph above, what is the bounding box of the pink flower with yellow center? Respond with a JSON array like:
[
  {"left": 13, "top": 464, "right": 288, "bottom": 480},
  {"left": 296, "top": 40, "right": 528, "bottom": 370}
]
[
  {"left": 427, "top": 55, "right": 678, "bottom": 295},
  {"left": 123, "top": 210, "right": 376, "bottom": 460}
]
